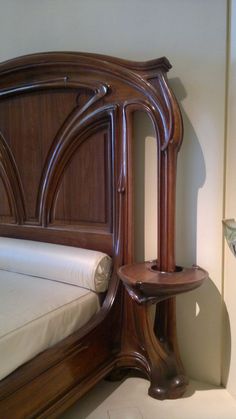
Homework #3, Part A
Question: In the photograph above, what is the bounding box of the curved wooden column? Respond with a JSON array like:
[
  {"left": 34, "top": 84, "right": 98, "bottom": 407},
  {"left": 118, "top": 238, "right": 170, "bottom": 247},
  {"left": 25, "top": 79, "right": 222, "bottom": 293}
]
[{"left": 117, "top": 66, "right": 208, "bottom": 399}]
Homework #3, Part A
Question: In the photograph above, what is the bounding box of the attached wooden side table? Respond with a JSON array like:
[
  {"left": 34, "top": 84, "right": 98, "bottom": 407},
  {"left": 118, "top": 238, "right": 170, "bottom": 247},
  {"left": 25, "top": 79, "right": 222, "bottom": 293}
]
[
  {"left": 117, "top": 262, "right": 208, "bottom": 399},
  {"left": 118, "top": 261, "right": 207, "bottom": 304}
]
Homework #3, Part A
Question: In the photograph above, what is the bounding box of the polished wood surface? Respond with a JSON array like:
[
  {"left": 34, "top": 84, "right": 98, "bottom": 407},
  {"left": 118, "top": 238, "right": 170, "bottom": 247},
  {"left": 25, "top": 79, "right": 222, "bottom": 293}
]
[
  {"left": 0, "top": 52, "right": 206, "bottom": 417},
  {"left": 119, "top": 262, "right": 207, "bottom": 304}
]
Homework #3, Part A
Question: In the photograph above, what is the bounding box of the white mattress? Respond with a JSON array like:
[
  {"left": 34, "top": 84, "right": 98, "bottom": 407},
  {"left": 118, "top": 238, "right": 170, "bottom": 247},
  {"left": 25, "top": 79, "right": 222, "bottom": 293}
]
[{"left": 0, "top": 269, "right": 100, "bottom": 380}]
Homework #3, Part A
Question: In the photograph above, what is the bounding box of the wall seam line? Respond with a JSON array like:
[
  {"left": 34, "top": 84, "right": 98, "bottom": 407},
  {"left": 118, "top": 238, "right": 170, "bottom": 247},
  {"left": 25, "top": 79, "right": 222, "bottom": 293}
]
[{"left": 220, "top": 0, "right": 231, "bottom": 387}]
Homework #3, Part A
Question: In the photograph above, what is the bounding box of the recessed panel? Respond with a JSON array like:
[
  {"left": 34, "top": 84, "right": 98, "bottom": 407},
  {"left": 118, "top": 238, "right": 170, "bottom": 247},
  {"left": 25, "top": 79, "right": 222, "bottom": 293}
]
[
  {"left": 0, "top": 90, "right": 80, "bottom": 222},
  {"left": 52, "top": 128, "right": 111, "bottom": 228}
]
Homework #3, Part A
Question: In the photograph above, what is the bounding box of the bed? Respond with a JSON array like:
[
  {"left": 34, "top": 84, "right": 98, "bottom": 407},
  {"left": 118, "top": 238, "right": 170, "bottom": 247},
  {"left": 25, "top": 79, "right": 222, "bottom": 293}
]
[{"left": 0, "top": 52, "right": 207, "bottom": 418}]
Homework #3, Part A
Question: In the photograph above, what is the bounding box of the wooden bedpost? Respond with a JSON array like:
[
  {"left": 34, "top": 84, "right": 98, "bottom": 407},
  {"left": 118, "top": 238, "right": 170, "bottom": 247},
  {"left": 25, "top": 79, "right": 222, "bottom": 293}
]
[{"left": 118, "top": 63, "right": 207, "bottom": 399}]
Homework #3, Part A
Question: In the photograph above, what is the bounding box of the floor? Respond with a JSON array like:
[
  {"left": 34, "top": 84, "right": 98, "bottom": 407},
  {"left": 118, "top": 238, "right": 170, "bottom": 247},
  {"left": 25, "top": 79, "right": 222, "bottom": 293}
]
[{"left": 61, "top": 377, "right": 236, "bottom": 419}]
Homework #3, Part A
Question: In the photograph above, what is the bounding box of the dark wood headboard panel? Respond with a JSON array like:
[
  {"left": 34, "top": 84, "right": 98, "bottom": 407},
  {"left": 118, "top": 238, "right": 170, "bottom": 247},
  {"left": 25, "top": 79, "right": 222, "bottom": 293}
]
[
  {"left": 0, "top": 52, "right": 181, "bottom": 264},
  {"left": 0, "top": 56, "right": 118, "bottom": 255}
]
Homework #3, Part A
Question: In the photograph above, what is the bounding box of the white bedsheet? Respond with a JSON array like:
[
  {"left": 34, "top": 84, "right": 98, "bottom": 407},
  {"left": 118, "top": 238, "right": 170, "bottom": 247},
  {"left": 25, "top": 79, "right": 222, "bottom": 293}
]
[{"left": 0, "top": 270, "right": 100, "bottom": 380}]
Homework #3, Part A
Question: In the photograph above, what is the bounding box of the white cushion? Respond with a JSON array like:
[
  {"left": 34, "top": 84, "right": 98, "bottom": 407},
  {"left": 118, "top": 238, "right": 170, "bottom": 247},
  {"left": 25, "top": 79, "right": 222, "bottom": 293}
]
[{"left": 0, "top": 237, "right": 112, "bottom": 292}]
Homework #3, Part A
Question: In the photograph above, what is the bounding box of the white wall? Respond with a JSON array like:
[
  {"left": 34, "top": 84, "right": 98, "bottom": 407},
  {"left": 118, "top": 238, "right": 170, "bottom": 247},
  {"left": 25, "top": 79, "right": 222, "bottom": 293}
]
[
  {"left": 175, "top": 0, "right": 227, "bottom": 379},
  {"left": 223, "top": 0, "right": 236, "bottom": 396},
  {"left": 0, "top": 0, "right": 228, "bottom": 386}
]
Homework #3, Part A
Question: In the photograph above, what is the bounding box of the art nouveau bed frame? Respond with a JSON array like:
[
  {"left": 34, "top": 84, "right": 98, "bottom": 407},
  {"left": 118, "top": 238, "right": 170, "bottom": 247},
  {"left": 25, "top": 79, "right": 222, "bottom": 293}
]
[{"left": 0, "top": 52, "right": 207, "bottom": 418}]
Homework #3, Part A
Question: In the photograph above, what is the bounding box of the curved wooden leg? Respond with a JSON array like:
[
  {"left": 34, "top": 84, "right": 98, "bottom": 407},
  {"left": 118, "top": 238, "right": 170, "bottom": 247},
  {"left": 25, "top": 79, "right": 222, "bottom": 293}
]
[
  {"left": 139, "top": 302, "right": 188, "bottom": 399},
  {"left": 118, "top": 293, "right": 188, "bottom": 399},
  {"left": 152, "top": 297, "right": 188, "bottom": 398}
]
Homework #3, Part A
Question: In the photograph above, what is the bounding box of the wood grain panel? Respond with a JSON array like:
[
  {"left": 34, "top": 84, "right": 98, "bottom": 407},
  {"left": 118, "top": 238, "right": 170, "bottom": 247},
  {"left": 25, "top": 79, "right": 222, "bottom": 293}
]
[
  {"left": 0, "top": 90, "right": 79, "bottom": 222},
  {"left": 53, "top": 129, "right": 111, "bottom": 228}
]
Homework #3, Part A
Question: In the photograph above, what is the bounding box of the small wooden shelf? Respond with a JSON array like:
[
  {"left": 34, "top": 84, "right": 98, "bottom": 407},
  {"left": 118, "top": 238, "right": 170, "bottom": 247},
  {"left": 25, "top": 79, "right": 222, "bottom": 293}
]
[{"left": 118, "top": 262, "right": 208, "bottom": 304}]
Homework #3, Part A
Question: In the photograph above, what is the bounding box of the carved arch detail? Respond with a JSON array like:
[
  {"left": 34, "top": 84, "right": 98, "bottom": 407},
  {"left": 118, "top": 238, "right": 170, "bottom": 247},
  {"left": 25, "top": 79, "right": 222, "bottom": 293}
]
[
  {"left": 39, "top": 106, "right": 116, "bottom": 228},
  {"left": 0, "top": 53, "right": 182, "bottom": 152},
  {"left": 0, "top": 132, "right": 26, "bottom": 223}
]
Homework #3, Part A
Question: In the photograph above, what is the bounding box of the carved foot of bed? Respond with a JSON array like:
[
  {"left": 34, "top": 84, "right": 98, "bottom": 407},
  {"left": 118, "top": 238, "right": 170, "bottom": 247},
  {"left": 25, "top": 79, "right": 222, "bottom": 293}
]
[
  {"left": 118, "top": 263, "right": 208, "bottom": 400},
  {"left": 115, "top": 296, "right": 189, "bottom": 399},
  {"left": 148, "top": 374, "right": 188, "bottom": 400},
  {"left": 135, "top": 302, "right": 188, "bottom": 400}
]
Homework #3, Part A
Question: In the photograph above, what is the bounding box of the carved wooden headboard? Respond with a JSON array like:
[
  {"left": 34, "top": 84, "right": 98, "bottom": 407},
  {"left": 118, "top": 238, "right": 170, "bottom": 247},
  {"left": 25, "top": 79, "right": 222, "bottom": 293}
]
[
  {"left": 0, "top": 52, "right": 180, "bottom": 265},
  {"left": 0, "top": 53, "right": 207, "bottom": 418}
]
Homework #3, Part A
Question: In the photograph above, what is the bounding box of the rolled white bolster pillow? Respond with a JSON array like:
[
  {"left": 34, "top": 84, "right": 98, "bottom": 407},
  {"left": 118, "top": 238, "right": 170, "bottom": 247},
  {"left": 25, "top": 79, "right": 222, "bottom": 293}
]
[{"left": 0, "top": 237, "right": 112, "bottom": 292}]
